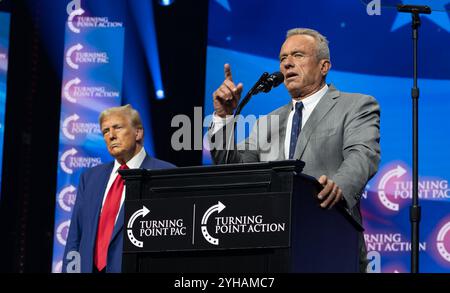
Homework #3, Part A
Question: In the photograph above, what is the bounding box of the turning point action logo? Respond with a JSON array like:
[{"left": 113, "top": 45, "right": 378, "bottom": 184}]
[
  {"left": 67, "top": 0, "right": 84, "bottom": 34},
  {"left": 63, "top": 78, "right": 120, "bottom": 104},
  {"left": 201, "top": 201, "right": 286, "bottom": 246},
  {"left": 201, "top": 201, "right": 226, "bottom": 245},
  {"left": 67, "top": 0, "right": 122, "bottom": 34}
]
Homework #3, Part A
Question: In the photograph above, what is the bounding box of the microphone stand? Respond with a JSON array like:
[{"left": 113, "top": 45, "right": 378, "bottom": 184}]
[
  {"left": 396, "top": 4, "right": 431, "bottom": 274},
  {"left": 224, "top": 72, "right": 269, "bottom": 164}
]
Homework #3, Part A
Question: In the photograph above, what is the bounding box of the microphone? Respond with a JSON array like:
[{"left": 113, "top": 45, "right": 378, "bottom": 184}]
[
  {"left": 255, "top": 71, "right": 284, "bottom": 94},
  {"left": 397, "top": 4, "right": 431, "bottom": 14}
]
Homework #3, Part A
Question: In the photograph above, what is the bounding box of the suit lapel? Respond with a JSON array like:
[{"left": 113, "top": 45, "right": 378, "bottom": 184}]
[
  {"left": 293, "top": 85, "right": 340, "bottom": 159},
  {"left": 140, "top": 154, "right": 154, "bottom": 169},
  {"left": 110, "top": 207, "right": 124, "bottom": 243},
  {"left": 90, "top": 163, "right": 114, "bottom": 247},
  {"left": 276, "top": 103, "right": 292, "bottom": 161}
]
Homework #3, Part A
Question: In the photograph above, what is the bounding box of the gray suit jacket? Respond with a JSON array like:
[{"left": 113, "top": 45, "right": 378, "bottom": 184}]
[{"left": 210, "top": 84, "right": 380, "bottom": 226}]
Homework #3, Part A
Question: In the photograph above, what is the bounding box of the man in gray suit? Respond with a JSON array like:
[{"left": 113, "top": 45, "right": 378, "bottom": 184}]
[{"left": 209, "top": 28, "right": 380, "bottom": 272}]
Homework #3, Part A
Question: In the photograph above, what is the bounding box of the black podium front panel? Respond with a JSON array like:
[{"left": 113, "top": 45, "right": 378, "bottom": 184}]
[
  {"left": 120, "top": 161, "right": 360, "bottom": 273},
  {"left": 124, "top": 192, "right": 291, "bottom": 253}
]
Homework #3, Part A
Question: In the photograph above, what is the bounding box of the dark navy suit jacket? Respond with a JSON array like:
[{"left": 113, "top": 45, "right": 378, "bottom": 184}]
[{"left": 63, "top": 155, "right": 175, "bottom": 273}]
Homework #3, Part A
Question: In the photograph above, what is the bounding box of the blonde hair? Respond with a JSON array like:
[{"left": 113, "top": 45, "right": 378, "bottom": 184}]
[{"left": 99, "top": 104, "right": 143, "bottom": 129}]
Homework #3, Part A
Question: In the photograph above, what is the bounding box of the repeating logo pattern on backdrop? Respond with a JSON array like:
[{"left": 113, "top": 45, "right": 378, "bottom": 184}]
[{"left": 51, "top": 0, "right": 125, "bottom": 272}]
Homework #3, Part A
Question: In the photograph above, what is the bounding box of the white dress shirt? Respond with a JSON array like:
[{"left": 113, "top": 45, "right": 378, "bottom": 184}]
[
  {"left": 284, "top": 84, "right": 328, "bottom": 159},
  {"left": 211, "top": 113, "right": 234, "bottom": 134},
  {"left": 100, "top": 147, "right": 147, "bottom": 224}
]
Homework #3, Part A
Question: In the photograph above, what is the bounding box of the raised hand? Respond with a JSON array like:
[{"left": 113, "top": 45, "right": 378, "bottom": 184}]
[{"left": 212, "top": 63, "right": 243, "bottom": 118}]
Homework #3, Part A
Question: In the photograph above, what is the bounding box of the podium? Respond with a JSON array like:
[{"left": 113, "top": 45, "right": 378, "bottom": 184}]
[{"left": 120, "top": 160, "right": 362, "bottom": 273}]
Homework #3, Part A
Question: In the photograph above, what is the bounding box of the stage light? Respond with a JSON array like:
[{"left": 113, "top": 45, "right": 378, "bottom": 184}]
[
  {"left": 130, "top": 0, "right": 166, "bottom": 100},
  {"left": 156, "top": 90, "right": 165, "bottom": 99},
  {"left": 159, "top": 0, "right": 174, "bottom": 6}
]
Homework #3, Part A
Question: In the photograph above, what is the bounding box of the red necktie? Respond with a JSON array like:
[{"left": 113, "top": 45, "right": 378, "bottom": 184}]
[{"left": 94, "top": 164, "right": 129, "bottom": 271}]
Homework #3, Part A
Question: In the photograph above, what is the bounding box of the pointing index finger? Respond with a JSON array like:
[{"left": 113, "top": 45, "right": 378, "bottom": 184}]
[{"left": 224, "top": 63, "right": 233, "bottom": 82}]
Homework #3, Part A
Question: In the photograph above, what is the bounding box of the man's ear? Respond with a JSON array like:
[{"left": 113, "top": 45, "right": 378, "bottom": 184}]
[
  {"left": 320, "top": 59, "right": 331, "bottom": 76},
  {"left": 135, "top": 127, "right": 144, "bottom": 142}
]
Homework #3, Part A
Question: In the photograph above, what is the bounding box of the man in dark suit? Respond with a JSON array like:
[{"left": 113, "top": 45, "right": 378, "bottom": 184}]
[
  {"left": 63, "top": 104, "right": 175, "bottom": 273},
  {"left": 209, "top": 28, "right": 380, "bottom": 272}
]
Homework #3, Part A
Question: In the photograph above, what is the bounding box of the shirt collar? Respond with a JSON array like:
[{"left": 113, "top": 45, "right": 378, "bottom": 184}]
[
  {"left": 291, "top": 84, "right": 328, "bottom": 110},
  {"left": 113, "top": 147, "right": 147, "bottom": 173}
]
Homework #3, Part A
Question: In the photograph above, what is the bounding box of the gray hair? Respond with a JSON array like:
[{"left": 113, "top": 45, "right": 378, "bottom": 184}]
[
  {"left": 99, "top": 104, "right": 143, "bottom": 129},
  {"left": 286, "top": 28, "right": 330, "bottom": 61}
]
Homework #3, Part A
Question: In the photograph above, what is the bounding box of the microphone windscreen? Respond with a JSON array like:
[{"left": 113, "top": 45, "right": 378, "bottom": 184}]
[{"left": 269, "top": 71, "right": 284, "bottom": 87}]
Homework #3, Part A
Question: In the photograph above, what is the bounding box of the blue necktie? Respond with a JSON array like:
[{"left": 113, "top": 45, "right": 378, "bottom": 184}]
[{"left": 289, "top": 102, "right": 303, "bottom": 159}]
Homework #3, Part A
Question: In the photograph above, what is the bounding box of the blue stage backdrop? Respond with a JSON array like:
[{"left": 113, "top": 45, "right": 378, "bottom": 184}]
[
  {"left": 51, "top": 1, "right": 125, "bottom": 272},
  {"left": 203, "top": 0, "right": 450, "bottom": 272},
  {"left": 0, "top": 12, "right": 11, "bottom": 199},
  {"left": 51, "top": 0, "right": 164, "bottom": 273}
]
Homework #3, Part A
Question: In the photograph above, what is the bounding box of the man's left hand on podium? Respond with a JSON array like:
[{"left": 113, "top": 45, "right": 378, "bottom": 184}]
[{"left": 317, "top": 175, "right": 343, "bottom": 209}]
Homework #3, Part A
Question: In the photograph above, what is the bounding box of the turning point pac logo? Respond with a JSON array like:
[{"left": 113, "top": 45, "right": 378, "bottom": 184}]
[
  {"left": 126, "top": 205, "right": 187, "bottom": 248},
  {"left": 127, "top": 206, "right": 150, "bottom": 248},
  {"left": 59, "top": 148, "right": 102, "bottom": 174},
  {"left": 377, "top": 164, "right": 407, "bottom": 211},
  {"left": 376, "top": 162, "right": 450, "bottom": 212},
  {"left": 66, "top": 43, "right": 83, "bottom": 69},
  {"left": 65, "top": 43, "right": 109, "bottom": 70},
  {"left": 62, "top": 114, "right": 101, "bottom": 141}
]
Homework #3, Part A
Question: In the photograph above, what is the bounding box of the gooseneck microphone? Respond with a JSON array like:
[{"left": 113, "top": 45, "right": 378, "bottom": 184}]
[
  {"left": 254, "top": 71, "right": 285, "bottom": 94},
  {"left": 234, "top": 71, "right": 284, "bottom": 118},
  {"left": 224, "top": 71, "right": 285, "bottom": 164}
]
